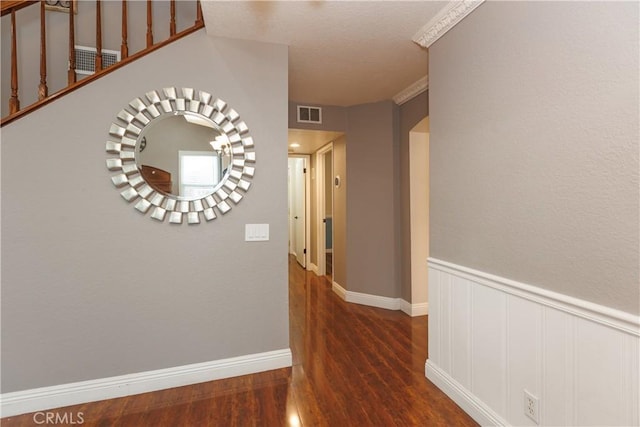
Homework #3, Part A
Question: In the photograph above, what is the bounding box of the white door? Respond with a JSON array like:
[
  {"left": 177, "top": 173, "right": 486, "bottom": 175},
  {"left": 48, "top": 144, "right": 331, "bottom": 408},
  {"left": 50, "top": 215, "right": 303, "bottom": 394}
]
[{"left": 288, "top": 157, "right": 306, "bottom": 267}]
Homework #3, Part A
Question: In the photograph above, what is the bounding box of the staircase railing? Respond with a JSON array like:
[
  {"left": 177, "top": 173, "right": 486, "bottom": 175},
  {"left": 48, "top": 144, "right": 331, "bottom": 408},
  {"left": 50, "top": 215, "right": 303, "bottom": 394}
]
[{"left": 1, "top": 0, "right": 204, "bottom": 127}]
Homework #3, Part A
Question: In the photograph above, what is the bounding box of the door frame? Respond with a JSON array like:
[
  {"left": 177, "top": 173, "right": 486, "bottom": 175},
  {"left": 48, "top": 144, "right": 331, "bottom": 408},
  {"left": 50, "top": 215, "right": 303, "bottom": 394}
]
[
  {"left": 315, "top": 143, "right": 333, "bottom": 277},
  {"left": 409, "top": 116, "right": 429, "bottom": 315},
  {"left": 288, "top": 154, "right": 311, "bottom": 269}
]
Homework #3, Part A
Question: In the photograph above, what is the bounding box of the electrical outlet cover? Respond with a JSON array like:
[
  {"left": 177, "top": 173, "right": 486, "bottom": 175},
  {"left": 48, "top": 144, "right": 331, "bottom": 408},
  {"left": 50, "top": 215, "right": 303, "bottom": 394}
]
[{"left": 524, "top": 389, "right": 540, "bottom": 424}]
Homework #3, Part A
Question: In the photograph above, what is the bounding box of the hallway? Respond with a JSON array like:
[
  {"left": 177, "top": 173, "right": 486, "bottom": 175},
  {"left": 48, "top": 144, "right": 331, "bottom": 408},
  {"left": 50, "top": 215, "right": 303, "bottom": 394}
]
[
  {"left": 286, "top": 256, "right": 476, "bottom": 425},
  {"left": 1, "top": 258, "right": 476, "bottom": 426}
]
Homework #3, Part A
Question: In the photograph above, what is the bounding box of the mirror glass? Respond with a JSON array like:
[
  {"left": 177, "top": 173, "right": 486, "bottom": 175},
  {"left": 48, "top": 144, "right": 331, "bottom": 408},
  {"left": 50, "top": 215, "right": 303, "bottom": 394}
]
[{"left": 135, "top": 112, "right": 232, "bottom": 200}]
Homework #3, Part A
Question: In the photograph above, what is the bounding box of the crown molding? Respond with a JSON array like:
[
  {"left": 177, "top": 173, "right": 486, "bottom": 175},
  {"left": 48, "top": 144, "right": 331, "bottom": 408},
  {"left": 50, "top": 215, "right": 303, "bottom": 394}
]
[
  {"left": 393, "top": 75, "right": 429, "bottom": 105},
  {"left": 413, "top": 0, "right": 485, "bottom": 48}
]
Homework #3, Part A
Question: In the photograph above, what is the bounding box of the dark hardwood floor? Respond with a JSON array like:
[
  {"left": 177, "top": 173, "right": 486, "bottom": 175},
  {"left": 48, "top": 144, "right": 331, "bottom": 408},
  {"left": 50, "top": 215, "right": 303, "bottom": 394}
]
[{"left": 1, "top": 257, "right": 477, "bottom": 426}]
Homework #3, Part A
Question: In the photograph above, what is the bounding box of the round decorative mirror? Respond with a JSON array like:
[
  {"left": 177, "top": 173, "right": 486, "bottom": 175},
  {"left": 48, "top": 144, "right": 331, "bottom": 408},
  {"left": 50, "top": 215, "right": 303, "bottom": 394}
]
[{"left": 106, "top": 87, "right": 256, "bottom": 224}]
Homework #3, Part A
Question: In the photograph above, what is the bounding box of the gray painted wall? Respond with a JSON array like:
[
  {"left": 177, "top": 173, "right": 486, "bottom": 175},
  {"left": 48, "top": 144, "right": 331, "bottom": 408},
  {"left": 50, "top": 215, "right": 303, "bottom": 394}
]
[
  {"left": 399, "top": 91, "right": 428, "bottom": 302},
  {"left": 346, "top": 100, "right": 400, "bottom": 298},
  {"left": 429, "top": 1, "right": 639, "bottom": 314},
  {"left": 1, "top": 30, "right": 289, "bottom": 392}
]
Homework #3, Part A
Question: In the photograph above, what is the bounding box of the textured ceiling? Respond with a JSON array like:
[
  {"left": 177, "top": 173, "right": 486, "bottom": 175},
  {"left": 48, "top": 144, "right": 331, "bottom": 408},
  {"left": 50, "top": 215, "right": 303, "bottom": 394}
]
[{"left": 201, "top": 1, "right": 445, "bottom": 107}]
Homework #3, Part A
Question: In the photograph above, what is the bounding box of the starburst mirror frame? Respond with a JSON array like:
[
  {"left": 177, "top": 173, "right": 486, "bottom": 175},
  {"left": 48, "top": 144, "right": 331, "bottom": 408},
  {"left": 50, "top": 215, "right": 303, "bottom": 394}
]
[{"left": 105, "top": 87, "right": 256, "bottom": 224}]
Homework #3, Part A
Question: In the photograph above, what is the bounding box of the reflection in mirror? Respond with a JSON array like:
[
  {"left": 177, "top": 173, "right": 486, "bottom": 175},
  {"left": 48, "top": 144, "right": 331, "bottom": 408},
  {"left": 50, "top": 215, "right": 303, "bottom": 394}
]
[{"left": 136, "top": 113, "right": 232, "bottom": 200}]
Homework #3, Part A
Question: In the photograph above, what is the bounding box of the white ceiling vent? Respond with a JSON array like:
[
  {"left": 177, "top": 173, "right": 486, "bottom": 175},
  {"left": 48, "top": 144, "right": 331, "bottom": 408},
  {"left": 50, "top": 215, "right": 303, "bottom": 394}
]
[
  {"left": 297, "top": 105, "right": 322, "bottom": 124},
  {"left": 74, "top": 46, "right": 120, "bottom": 75}
]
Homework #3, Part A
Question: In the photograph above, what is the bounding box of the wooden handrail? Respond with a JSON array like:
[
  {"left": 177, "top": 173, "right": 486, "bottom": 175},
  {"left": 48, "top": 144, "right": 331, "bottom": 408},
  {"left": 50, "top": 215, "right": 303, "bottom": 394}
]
[
  {"left": 1, "top": 0, "right": 38, "bottom": 17},
  {"left": 2, "top": 0, "right": 205, "bottom": 127}
]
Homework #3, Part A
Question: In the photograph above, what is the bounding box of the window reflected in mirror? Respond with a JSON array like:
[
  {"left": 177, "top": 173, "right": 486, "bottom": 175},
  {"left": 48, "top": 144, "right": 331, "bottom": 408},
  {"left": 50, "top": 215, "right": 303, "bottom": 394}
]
[{"left": 135, "top": 112, "right": 232, "bottom": 200}]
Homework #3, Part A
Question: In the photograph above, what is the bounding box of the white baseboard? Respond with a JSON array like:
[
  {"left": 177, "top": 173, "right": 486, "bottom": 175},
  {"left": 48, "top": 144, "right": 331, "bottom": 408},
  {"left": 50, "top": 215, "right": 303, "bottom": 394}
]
[
  {"left": 332, "top": 282, "right": 428, "bottom": 315},
  {"left": 0, "top": 348, "right": 292, "bottom": 418},
  {"left": 426, "top": 360, "right": 507, "bottom": 426},
  {"left": 332, "top": 280, "right": 347, "bottom": 300},
  {"left": 400, "top": 300, "right": 429, "bottom": 317},
  {"left": 336, "top": 285, "right": 400, "bottom": 311},
  {"left": 308, "top": 262, "right": 318, "bottom": 274},
  {"left": 346, "top": 290, "right": 401, "bottom": 311}
]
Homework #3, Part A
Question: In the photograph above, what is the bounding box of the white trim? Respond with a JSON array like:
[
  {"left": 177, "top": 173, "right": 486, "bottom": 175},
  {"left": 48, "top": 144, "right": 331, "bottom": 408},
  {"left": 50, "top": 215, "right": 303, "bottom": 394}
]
[
  {"left": 426, "top": 360, "right": 508, "bottom": 426},
  {"left": 303, "top": 155, "right": 311, "bottom": 270},
  {"left": 315, "top": 143, "right": 333, "bottom": 277},
  {"left": 428, "top": 257, "right": 640, "bottom": 335},
  {"left": 308, "top": 262, "right": 318, "bottom": 274},
  {"left": 400, "top": 299, "right": 412, "bottom": 316},
  {"left": 346, "top": 290, "right": 401, "bottom": 311},
  {"left": 393, "top": 75, "right": 428, "bottom": 105},
  {"left": 332, "top": 280, "right": 347, "bottom": 301},
  {"left": 332, "top": 282, "right": 427, "bottom": 316},
  {"left": 0, "top": 349, "right": 292, "bottom": 418},
  {"left": 400, "top": 300, "right": 429, "bottom": 317},
  {"left": 333, "top": 281, "right": 393, "bottom": 309},
  {"left": 412, "top": 0, "right": 485, "bottom": 48}
]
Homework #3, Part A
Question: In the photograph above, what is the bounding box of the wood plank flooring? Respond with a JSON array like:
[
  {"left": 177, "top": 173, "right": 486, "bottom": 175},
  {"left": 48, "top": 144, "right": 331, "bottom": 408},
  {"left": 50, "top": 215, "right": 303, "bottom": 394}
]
[{"left": 1, "top": 257, "right": 477, "bottom": 426}]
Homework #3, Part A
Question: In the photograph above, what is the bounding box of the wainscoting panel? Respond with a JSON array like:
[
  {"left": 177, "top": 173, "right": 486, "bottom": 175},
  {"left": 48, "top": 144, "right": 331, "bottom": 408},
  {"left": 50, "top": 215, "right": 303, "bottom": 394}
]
[
  {"left": 450, "top": 275, "right": 471, "bottom": 391},
  {"left": 426, "top": 258, "right": 640, "bottom": 427}
]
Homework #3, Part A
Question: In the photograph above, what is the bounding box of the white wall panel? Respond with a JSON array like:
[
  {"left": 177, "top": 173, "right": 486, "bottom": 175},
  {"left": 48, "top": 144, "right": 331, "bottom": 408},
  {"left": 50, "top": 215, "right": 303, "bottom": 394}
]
[
  {"left": 470, "top": 282, "right": 507, "bottom": 416},
  {"left": 440, "top": 271, "right": 453, "bottom": 373},
  {"left": 575, "top": 319, "right": 625, "bottom": 426},
  {"left": 506, "top": 296, "right": 541, "bottom": 426},
  {"left": 451, "top": 276, "right": 471, "bottom": 390},
  {"left": 427, "top": 258, "right": 640, "bottom": 426},
  {"left": 428, "top": 267, "right": 441, "bottom": 365},
  {"left": 628, "top": 335, "right": 640, "bottom": 425},
  {"left": 542, "top": 307, "right": 573, "bottom": 426}
]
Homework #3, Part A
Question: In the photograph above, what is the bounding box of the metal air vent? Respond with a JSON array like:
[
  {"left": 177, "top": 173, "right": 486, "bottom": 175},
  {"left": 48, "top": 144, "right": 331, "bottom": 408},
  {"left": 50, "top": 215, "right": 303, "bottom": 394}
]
[
  {"left": 297, "top": 105, "right": 322, "bottom": 124},
  {"left": 74, "top": 46, "right": 120, "bottom": 75}
]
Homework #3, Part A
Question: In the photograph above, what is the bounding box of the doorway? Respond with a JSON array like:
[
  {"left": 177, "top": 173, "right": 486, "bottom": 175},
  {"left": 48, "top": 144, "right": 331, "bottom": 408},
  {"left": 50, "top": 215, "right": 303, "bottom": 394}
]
[
  {"left": 288, "top": 156, "right": 310, "bottom": 268},
  {"left": 316, "top": 144, "right": 333, "bottom": 279}
]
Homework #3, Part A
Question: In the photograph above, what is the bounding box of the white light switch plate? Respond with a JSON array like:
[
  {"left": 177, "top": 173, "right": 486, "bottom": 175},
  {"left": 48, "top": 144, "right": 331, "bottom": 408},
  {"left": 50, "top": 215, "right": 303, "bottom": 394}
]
[{"left": 245, "top": 224, "right": 269, "bottom": 241}]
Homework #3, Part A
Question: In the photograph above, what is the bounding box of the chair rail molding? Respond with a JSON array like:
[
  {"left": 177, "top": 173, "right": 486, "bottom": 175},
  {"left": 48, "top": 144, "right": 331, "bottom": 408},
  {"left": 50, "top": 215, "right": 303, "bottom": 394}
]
[
  {"left": 412, "top": 0, "right": 485, "bottom": 48},
  {"left": 428, "top": 257, "right": 640, "bottom": 334}
]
